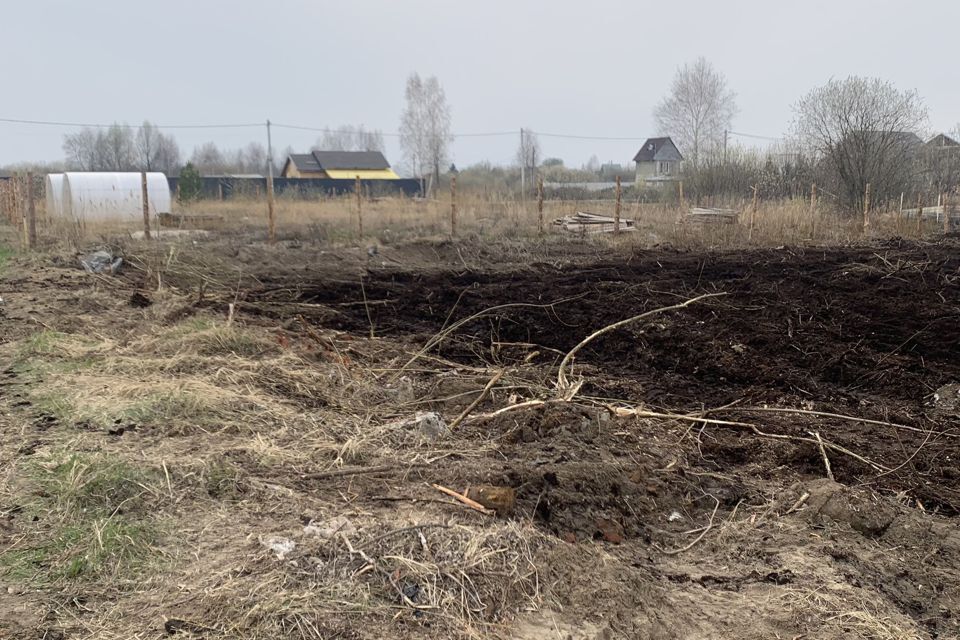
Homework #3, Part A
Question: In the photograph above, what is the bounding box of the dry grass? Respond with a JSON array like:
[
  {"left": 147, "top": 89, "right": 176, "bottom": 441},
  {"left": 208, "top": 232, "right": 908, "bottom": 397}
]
[{"left": 29, "top": 190, "right": 948, "bottom": 251}]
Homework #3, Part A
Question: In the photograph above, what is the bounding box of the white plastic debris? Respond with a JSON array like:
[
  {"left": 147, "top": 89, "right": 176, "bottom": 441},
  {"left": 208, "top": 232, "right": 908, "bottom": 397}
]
[
  {"left": 303, "top": 516, "right": 356, "bottom": 540},
  {"left": 79, "top": 250, "right": 123, "bottom": 274},
  {"left": 667, "top": 511, "right": 684, "bottom": 522},
  {"left": 262, "top": 536, "right": 296, "bottom": 560},
  {"left": 391, "top": 411, "right": 449, "bottom": 441}
]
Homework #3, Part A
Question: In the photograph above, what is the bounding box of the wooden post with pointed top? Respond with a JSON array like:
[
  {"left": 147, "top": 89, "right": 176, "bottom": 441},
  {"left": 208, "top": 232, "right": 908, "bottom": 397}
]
[
  {"left": 537, "top": 174, "right": 544, "bottom": 236},
  {"left": 26, "top": 172, "right": 37, "bottom": 249},
  {"left": 450, "top": 175, "right": 457, "bottom": 237},
  {"left": 614, "top": 175, "right": 622, "bottom": 235},
  {"left": 862, "top": 182, "right": 871, "bottom": 234},
  {"left": 355, "top": 175, "right": 363, "bottom": 239},
  {"left": 140, "top": 171, "right": 152, "bottom": 241}
]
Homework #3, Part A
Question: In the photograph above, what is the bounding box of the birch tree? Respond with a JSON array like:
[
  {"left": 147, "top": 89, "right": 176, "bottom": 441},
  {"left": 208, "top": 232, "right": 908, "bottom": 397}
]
[
  {"left": 654, "top": 57, "right": 737, "bottom": 165},
  {"left": 399, "top": 73, "right": 453, "bottom": 190}
]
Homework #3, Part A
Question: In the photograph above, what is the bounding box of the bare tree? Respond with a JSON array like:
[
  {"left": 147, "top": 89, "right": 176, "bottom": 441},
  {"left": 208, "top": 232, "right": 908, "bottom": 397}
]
[
  {"left": 399, "top": 72, "right": 453, "bottom": 190},
  {"left": 63, "top": 128, "right": 99, "bottom": 170},
  {"left": 190, "top": 142, "right": 227, "bottom": 175},
  {"left": 135, "top": 121, "right": 180, "bottom": 173},
  {"left": 792, "top": 76, "right": 927, "bottom": 211},
  {"left": 515, "top": 128, "right": 541, "bottom": 171},
  {"left": 654, "top": 57, "right": 737, "bottom": 165},
  {"left": 100, "top": 124, "right": 136, "bottom": 171},
  {"left": 313, "top": 125, "right": 385, "bottom": 152}
]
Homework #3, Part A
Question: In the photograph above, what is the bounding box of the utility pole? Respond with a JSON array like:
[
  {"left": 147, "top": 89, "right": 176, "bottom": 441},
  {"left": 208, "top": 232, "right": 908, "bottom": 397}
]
[
  {"left": 723, "top": 130, "right": 728, "bottom": 164},
  {"left": 519, "top": 128, "right": 526, "bottom": 200},
  {"left": 266, "top": 119, "right": 276, "bottom": 244}
]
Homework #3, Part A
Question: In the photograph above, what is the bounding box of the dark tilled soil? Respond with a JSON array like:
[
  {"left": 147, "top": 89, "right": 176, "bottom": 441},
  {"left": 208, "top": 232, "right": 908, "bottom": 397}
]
[{"left": 240, "top": 240, "right": 960, "bottom": 516}]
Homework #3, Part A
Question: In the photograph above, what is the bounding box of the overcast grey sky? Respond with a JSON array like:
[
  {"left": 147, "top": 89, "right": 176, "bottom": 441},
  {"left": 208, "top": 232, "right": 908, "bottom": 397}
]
[{"left": 1, "top": 0, "right": 957, "bottom": 171}]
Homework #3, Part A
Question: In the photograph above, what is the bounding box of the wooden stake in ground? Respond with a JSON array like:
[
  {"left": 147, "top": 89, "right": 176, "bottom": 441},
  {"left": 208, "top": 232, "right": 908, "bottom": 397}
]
[
  {"left": 537, "top": 174, "right": 544, "bottom": 236},
  {"left": 809, "top": 183, "right": 817, "bottom": 238},
  {"left": 355, "top": 175, "right": 363, "bottom": 239},
  {"left": 749, "top": 185, "right": 758, "bottom": 242},
  {"left": 614, "top": 175, "right": 622, "bottom": 235},
  {"left": 862, "top": 182, "right": 871, "bottom": 234},
  {"left": 266, "top": 119, "right": 276, "bottom": 245},
  {"left": 916, "top": 194, "right": 923, "bottom": 236},
  {"left": 140, "top": 171, "right": 152, "bottom": 241},
  {"left": 678, "top": 180, "right": 685, "bottom": 209},
  {"left": 450, "top": 175, "right": 457, "bottom": 237},
  {"left": 26, "top": 172, "right": 36, "bottom": 249},
  {"left": 943, "top": 191, "right": 951, "bottom": 234},
  {"left": 18, "top": 175, "right": 27, "bottom": 248}
]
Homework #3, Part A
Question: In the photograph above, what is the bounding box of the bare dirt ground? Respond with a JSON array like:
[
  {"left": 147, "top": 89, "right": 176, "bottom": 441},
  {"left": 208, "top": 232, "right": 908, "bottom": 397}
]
[{"left": 1, "top": 231, "right": 959, "bottom": 639}]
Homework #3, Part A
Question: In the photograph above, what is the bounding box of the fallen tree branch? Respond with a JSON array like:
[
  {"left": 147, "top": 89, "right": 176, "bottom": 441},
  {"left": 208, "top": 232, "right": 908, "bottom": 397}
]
[
  {"left": 556, "top": 292, "right": 726, "bottom": 390},
  {"left": 299, "top": 464, "right": 424, "bottom": 481},
  {"left": 448, "top": 369, "right": 506, "bottom": 430},
  {"left": 468, "top": 399, "right": 547, "bottom": 422},
  {"left": 432, "top": 484, "right": 495, "bottom": 515},
  {"left": 612, "top": 406, "right": 889, "bottom": 473},
  {"left": 811, "top": 431, "right": 835, "bottom": 481},
  {"left": 393, "top": 297, "right": 583, "bottom": 381},
  {"left": 706, "top": 406, "right": 954, "bottom": 438}
]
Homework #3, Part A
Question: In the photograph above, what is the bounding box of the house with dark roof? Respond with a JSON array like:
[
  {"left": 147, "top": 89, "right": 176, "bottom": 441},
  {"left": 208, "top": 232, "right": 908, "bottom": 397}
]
[
  {"left": 280, "top": 150, "right": 400, "bottom": 180},
  {"left": 633, "top": 137, "right": 683, "bottom": 185},
  {"left": 927, "top": 133, "right": 960, "bottom": 149}
]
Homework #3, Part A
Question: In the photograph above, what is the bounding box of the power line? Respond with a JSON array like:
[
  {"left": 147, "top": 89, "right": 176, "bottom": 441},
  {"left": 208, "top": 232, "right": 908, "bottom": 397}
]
[
  {"left": 531, "top": 131, "right": 650, "bottom": 141},
  {"left": 727, "top": 130, "right": 781, "bottom": 141},
  {"left": 0, "top": 114, "right": 784, "bottom": 145},
  {"left": 0, "top": 117, "right": 262, "bottom": 130},
  {"left": 271, "top": 122, "right": 516, "bottom": 138}
]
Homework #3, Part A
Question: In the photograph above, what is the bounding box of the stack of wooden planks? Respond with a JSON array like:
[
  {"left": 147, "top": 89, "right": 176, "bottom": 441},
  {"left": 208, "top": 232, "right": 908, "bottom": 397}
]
[{"left": 552, "top": 211, "right": 636, "bottom": 234}]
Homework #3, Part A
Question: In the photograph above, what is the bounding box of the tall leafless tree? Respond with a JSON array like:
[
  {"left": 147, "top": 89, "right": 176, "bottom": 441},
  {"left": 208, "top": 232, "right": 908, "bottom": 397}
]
[
  {"left": 313, "top": 125, "right": 385, "bottom": 152},
  {"left": 792, "top": 76, "right": 927, "bottom": 211},
  {"left": 63, "top": 123, "right": 137, "bottom": 171},
  {"left": 515, "top": 128, "right": 541, "bottom": 172},
  {"left": 135, "top": 121, "right": 180, "bottom": 173},
  {"left": 654, "top": 57, "right": 737, "bottom": 165},
  {"left": 399, "top": 72, "right": 452, "bottom": 190}
]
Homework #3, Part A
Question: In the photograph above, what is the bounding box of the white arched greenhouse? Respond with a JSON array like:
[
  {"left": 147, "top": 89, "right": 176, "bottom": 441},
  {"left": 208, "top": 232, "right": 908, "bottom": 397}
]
[
  {"left": 60, "top": 172, "right": 171, "bottom": 222},
  {"left": 45, "top": 173, "right": 64, "bottom": 217}
]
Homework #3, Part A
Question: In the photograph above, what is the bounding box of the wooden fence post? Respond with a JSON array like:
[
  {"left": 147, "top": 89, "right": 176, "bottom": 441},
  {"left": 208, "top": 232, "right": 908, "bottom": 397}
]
[
  {"left": 916, "top": 194, "right": 923, "bottom": 236},
  {"left": 862, "top": 182, "right": 871, "bottom": 234},
  {"left": 450, "top": 175, "right": 457, "bottom": 237},
  {"left": 355, "top": 175, "right": 363, "bottom": 239},
  {"left": 18, "top": 175, "right": 27, "bottom": 248},
  {"left": 26, "top": 172, "right": 36, "bottom": 249},
  {"left": 614, "top": 175, "right": 622, "bottom": 235},
  {"left": 141, "top": 171, "right": 152, "bottom": 241},
  {"left": 944, "top": 191, "right": 952, "bottom": 234},
  {"left": 678, "top": 180, "right": 685, "bottom": 209},
  {"left": 537, "top": 175, "right": 544, "bottom": 236},
  {"left": 897, "top": 192, "right": 904, "bottom": 233},
  {"left": 749, "top": 185, "right": 758, "bottom": 242},
  {"left": 267, "top": 175, "right": 276, "bottom": 245},
  {"left": 810, "top": 183, "right": 817, "bottom": 237}
]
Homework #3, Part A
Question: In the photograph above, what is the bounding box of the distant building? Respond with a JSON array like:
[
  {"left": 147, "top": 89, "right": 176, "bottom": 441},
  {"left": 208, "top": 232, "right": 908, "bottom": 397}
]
[
  {"left": 633, "top": 137, "right": 683, "bottom": 185},
  {"left": 280, "top": 150, "right": 400, "bottom": 180},
  {"left": 927, "top": 133, "right": 960, "bottom": 149}
]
